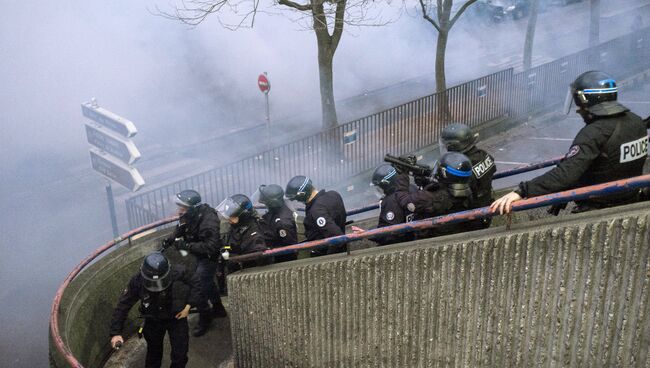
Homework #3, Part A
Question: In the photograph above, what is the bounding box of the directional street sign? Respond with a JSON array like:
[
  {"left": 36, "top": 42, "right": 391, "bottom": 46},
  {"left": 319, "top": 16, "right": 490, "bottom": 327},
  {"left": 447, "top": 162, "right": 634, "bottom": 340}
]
[
  {"left": 89, "top": 148, "right": 145, "bottom": 192},
  {"left": 82, "top": 102, "right": 137, "bottom": 138},
  {"left": 85, "top": 123, "right": 141, "bottom": 165}
]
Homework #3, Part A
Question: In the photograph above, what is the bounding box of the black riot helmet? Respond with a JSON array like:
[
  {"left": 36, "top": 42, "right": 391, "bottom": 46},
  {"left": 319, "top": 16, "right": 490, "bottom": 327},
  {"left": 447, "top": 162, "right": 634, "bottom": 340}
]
[
  {"left": 440, "top": 123, "right": 478, "bottom": 153},
  {"left": 371, "top": 164, "right": 398, "bottom": 195},
  {"left": 140, "top": 252, "right": 172, "bottom": 292},
  {"left": 216, "top": 194, "right": 255, "bottom": 221},
  {"left": 285, "top": 175, "right": 314, "bottom": 203},
  {"left": 254, "top": 184, "right": 285, "bottom": 209},
  {"left": 436, "top": 152, "right": 473, "bottom": 197},
  {"left": 563, "top": 71, "right": 627, "bottom": 117},
  {"left": 175, "top": 189, "right": 201, "bottom": 208}
]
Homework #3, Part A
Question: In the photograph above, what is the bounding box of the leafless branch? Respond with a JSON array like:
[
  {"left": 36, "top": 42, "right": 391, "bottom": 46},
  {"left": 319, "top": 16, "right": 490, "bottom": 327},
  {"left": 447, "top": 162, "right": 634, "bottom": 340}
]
[
  {"left": 419, "top": 0, "right": 440, "bottom": 32},
  {"left": 449, "top": 0, "right": 477, "bottom": 27},
  {"left": 278, "top": 0, "right": 312, "bottom": 11}
]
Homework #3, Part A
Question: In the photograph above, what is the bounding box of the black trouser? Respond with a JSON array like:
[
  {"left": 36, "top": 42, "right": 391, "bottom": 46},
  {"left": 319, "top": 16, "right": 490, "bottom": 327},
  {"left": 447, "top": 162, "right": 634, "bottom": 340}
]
[
  {"left": 143, "top": 317, "right": 189, "bottom": 368},
  {"left": 195, "top": 258, "right": 225, "bottom": 318}
]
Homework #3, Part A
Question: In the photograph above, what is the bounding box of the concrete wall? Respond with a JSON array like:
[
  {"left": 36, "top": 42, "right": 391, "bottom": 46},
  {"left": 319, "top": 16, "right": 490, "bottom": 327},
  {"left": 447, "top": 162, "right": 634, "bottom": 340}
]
[
  {"left": 228, "top": 201, "right": 650, "bottom": 367},
  {"left": 49, "top": 228, "right": 173, "bottom": 368}
]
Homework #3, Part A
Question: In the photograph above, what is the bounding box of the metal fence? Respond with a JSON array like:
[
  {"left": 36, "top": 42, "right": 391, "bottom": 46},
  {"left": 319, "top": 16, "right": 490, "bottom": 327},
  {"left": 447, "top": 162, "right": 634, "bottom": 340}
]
[{"left": 126, "top": 27, "right": 650, "bottom": 229}]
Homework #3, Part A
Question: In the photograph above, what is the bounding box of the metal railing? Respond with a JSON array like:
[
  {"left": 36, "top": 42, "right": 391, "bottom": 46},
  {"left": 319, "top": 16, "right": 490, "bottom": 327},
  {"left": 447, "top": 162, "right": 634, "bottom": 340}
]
[
  {"left": 126, "top": 27, "right": 650, "bottom": 229},
  {"left": 229, "top": 174, "right": 650, "bottom": 263}
]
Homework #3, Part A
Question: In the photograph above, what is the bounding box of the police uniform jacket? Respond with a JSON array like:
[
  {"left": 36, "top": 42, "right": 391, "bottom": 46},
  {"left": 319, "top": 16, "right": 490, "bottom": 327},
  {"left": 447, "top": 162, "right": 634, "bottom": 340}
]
[
  {"left": 516, "top": 110, "right": 648, "bottom": 206},
  {"left": 465, "top": 147, "right": 496, "bottom": 208},
  {"left": 375, "top": 190, "right": 414, "bottom": 245},
  {"left": 167, "top": 204, "right": 222, "bottom": 259},
  {"left": 226, "top": 217, "right": 268, "bottom": 256},
  {"left": 260, "top": 204, "right": 298, "bottom": 248},
  {"left": 109, "top": 266, "right": 201, "bottom": 336},
  {"left": 304, "top": 190, "right": 347, "bottom": 241},
  {"left": 394, "top": 174, "right": 478, "bottom": 237}
]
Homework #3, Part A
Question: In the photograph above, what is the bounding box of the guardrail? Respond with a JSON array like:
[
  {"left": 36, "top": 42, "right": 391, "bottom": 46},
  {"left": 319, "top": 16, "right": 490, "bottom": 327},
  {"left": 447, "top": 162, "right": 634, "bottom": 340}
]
[
  {"left": 49, "top": 217, "right": 178, "bottom": 368},
  {"left": 229, "top": 174, "right": 650, "bottom": 263},
  {"left": 51, "top": 173, "right": 650, "bottom": 366},
  {"left": 125, "top": 26, "right": 650, "bottom": 229}
]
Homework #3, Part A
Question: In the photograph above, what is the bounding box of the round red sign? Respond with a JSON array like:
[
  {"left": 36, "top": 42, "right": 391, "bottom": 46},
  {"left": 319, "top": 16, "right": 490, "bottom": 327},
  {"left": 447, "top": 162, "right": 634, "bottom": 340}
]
[{"left": 258, "top": 74, "right": 270, "bottom": 94}]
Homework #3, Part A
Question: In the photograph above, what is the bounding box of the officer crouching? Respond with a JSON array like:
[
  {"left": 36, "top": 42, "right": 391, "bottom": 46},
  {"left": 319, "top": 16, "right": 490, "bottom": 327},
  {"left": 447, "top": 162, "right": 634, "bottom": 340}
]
[{"left": 109, "top": 252, "right": 201, "bottom": 368}]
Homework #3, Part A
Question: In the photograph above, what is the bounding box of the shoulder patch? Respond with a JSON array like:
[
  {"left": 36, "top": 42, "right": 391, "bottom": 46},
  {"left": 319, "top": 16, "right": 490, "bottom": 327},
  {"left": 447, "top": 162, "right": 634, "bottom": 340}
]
[
  {"left": 316, "top": 217, "right": 327, "bottom": 227},
  {"left": 407, "top": 203, "right": 416, "bottom": 212},
  {"left": 566, "top": 145, "right": 580, "bottom": 159},
  {"left": 385, "top": 211, "right": 395, "bottom": 221},
  {"left": 279, "top": 229, "right": 287, "bottom": 238}
]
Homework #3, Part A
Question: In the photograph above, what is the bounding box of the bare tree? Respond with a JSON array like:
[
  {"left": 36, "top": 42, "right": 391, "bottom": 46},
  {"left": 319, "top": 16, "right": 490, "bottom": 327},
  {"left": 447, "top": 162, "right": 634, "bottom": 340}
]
[
  {"left": 159, "top": 0, "right": 385, "bottom": 131},
  {"left": 523, "top": 0, "right": 540, "bottom": 71},
  {"left": 589, "top": 0, "right": 600, "bottom": 47},
  {"left": 418, "top": 0, "right": 477, "bottom": 93}
]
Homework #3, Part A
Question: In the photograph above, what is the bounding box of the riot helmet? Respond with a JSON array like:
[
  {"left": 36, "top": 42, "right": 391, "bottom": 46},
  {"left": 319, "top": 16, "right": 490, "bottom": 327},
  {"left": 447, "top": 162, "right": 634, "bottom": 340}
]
[
  {"left": 563, "top": 71, "right": 627, "bottom": 117},
  {"left": 216, "top": 194, "right": 255, "bottom": 223},
  {"left": 436, "top": 152, "right": 473, "bottom": 197},
  {"left": 285, "top": 175, "right": 314, "bottom": 203},
  {"left": 174, "top": 189, "right": 201, "bottom": 208},
  {"left": 440, "top": 123, "right": 478, "bottom": 153},
  {"left": 140, "top": 252, "right": 172, "bottom": 292},
  {"left": 251, "top": 184, "right": 285, "bottom": 210},
  {"left": 371, "top": 164, "right": 398, "bottom": 196}
]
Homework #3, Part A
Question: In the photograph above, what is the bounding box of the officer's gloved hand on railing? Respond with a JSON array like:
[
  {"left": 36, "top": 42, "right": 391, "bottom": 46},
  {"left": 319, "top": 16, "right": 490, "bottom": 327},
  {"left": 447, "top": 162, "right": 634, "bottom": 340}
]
[
  {"left": 547, "top": 202, "right": 567, "bottom": 216},
  {"left": 160, "top": 238, "right": 173, "bottom": 251}
]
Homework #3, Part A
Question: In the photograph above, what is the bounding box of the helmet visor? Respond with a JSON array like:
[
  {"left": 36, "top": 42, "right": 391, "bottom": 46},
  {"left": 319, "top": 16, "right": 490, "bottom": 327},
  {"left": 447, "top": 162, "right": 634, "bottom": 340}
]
[
  {"left": 142, "top": 269, "right": 172, "bottom": 292},
  {"left": 438, "top": 137, "right": 448, "bottom": 156},
  {"left": 251, "top": 188, "right": 285, "bottom": 209},
  {"left": 370, "top": 183, "right": 384, "bottom": 199},
  {"left": 216, "top": 197, "right": 242, "bottom": 220},
  {"left": 562, "top": 86, "right": 574, "bottom": 115}
]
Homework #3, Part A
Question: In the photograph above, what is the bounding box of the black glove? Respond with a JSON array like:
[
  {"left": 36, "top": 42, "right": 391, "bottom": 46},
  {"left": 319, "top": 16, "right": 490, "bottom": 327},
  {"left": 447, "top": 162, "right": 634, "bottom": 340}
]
[
  {"left": 414, "top": 175, "right": 431, "bottom": 188},
  {"left": 174, "top": 238, "right": 191, "bottom": 251},
  {"left": 547, "top": 202, "right": 567, "bottom": 216},
  {"left": 160, "top": 238, "right": 173, "bottom": 250}
]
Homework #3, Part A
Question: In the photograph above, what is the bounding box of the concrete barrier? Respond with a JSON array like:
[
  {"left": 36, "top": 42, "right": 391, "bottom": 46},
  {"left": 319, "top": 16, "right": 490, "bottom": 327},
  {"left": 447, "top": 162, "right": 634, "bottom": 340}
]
[
  {"left": 49, "top": 229, "right": 171, "bottom": 368},
  {"left": 228, "top": 201, "right": 650, "bottom": 367}
]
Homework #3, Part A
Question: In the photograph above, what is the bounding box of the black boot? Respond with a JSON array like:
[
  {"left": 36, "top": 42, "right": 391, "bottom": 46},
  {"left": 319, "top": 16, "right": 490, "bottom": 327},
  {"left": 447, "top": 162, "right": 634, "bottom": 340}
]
[
  {"left": 212, "top": 303, "right": 228, "bottom": 318},
  {"left": 192, "top": 314, "right": 212, "bottom": 337}
]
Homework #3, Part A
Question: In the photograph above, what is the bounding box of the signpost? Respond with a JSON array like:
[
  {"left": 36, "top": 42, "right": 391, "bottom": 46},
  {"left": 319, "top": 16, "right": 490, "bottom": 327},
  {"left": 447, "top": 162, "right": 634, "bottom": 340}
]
[
  {"left": 83, "top": 99, "right": 144, "bottom": 237},
  {"left": 258, "top": 72, "right": 271, "bottom": 148}
]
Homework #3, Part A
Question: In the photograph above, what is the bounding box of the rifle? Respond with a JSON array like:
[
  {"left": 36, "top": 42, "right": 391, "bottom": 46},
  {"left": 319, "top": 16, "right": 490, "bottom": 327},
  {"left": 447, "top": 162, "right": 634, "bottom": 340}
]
[{"left": 384, "top": 154, "right": 433, "bottom": 178}]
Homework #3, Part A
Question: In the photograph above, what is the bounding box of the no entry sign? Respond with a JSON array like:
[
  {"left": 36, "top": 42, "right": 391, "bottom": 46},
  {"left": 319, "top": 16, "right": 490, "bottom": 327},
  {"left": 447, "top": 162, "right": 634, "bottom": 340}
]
[{"left": 258, "top": 73, "right": 271, "bottom": 94}]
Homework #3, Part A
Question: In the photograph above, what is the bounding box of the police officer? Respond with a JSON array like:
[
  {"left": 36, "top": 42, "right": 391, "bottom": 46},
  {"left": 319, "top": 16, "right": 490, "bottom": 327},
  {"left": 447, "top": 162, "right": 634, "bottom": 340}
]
[
  {"left": 109, "top": 252, "right": 201, "bottom": 368},
  {"left": 370, "top": 164, "right": 415, "bottom": 245},
  {"left": 217, "top": 194, "right": 270, "bottom": 269},
  {"left": 285, "top": 175, "right": 347, "bottom": 255},
  {"left": 162, "top": 189, "right": 226, "bottom": 337},
  {"left": 492, "top": 71, "right": 649, "bottom": 215},
  {"left": 252, "top": 184, "right": 298, "bottom": 262},
  {"left": 395, "top": 152, "right": 484, "bottom": 237},
  {"left": 441, "top": 122, "right": 496, "bottom": 228}
]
